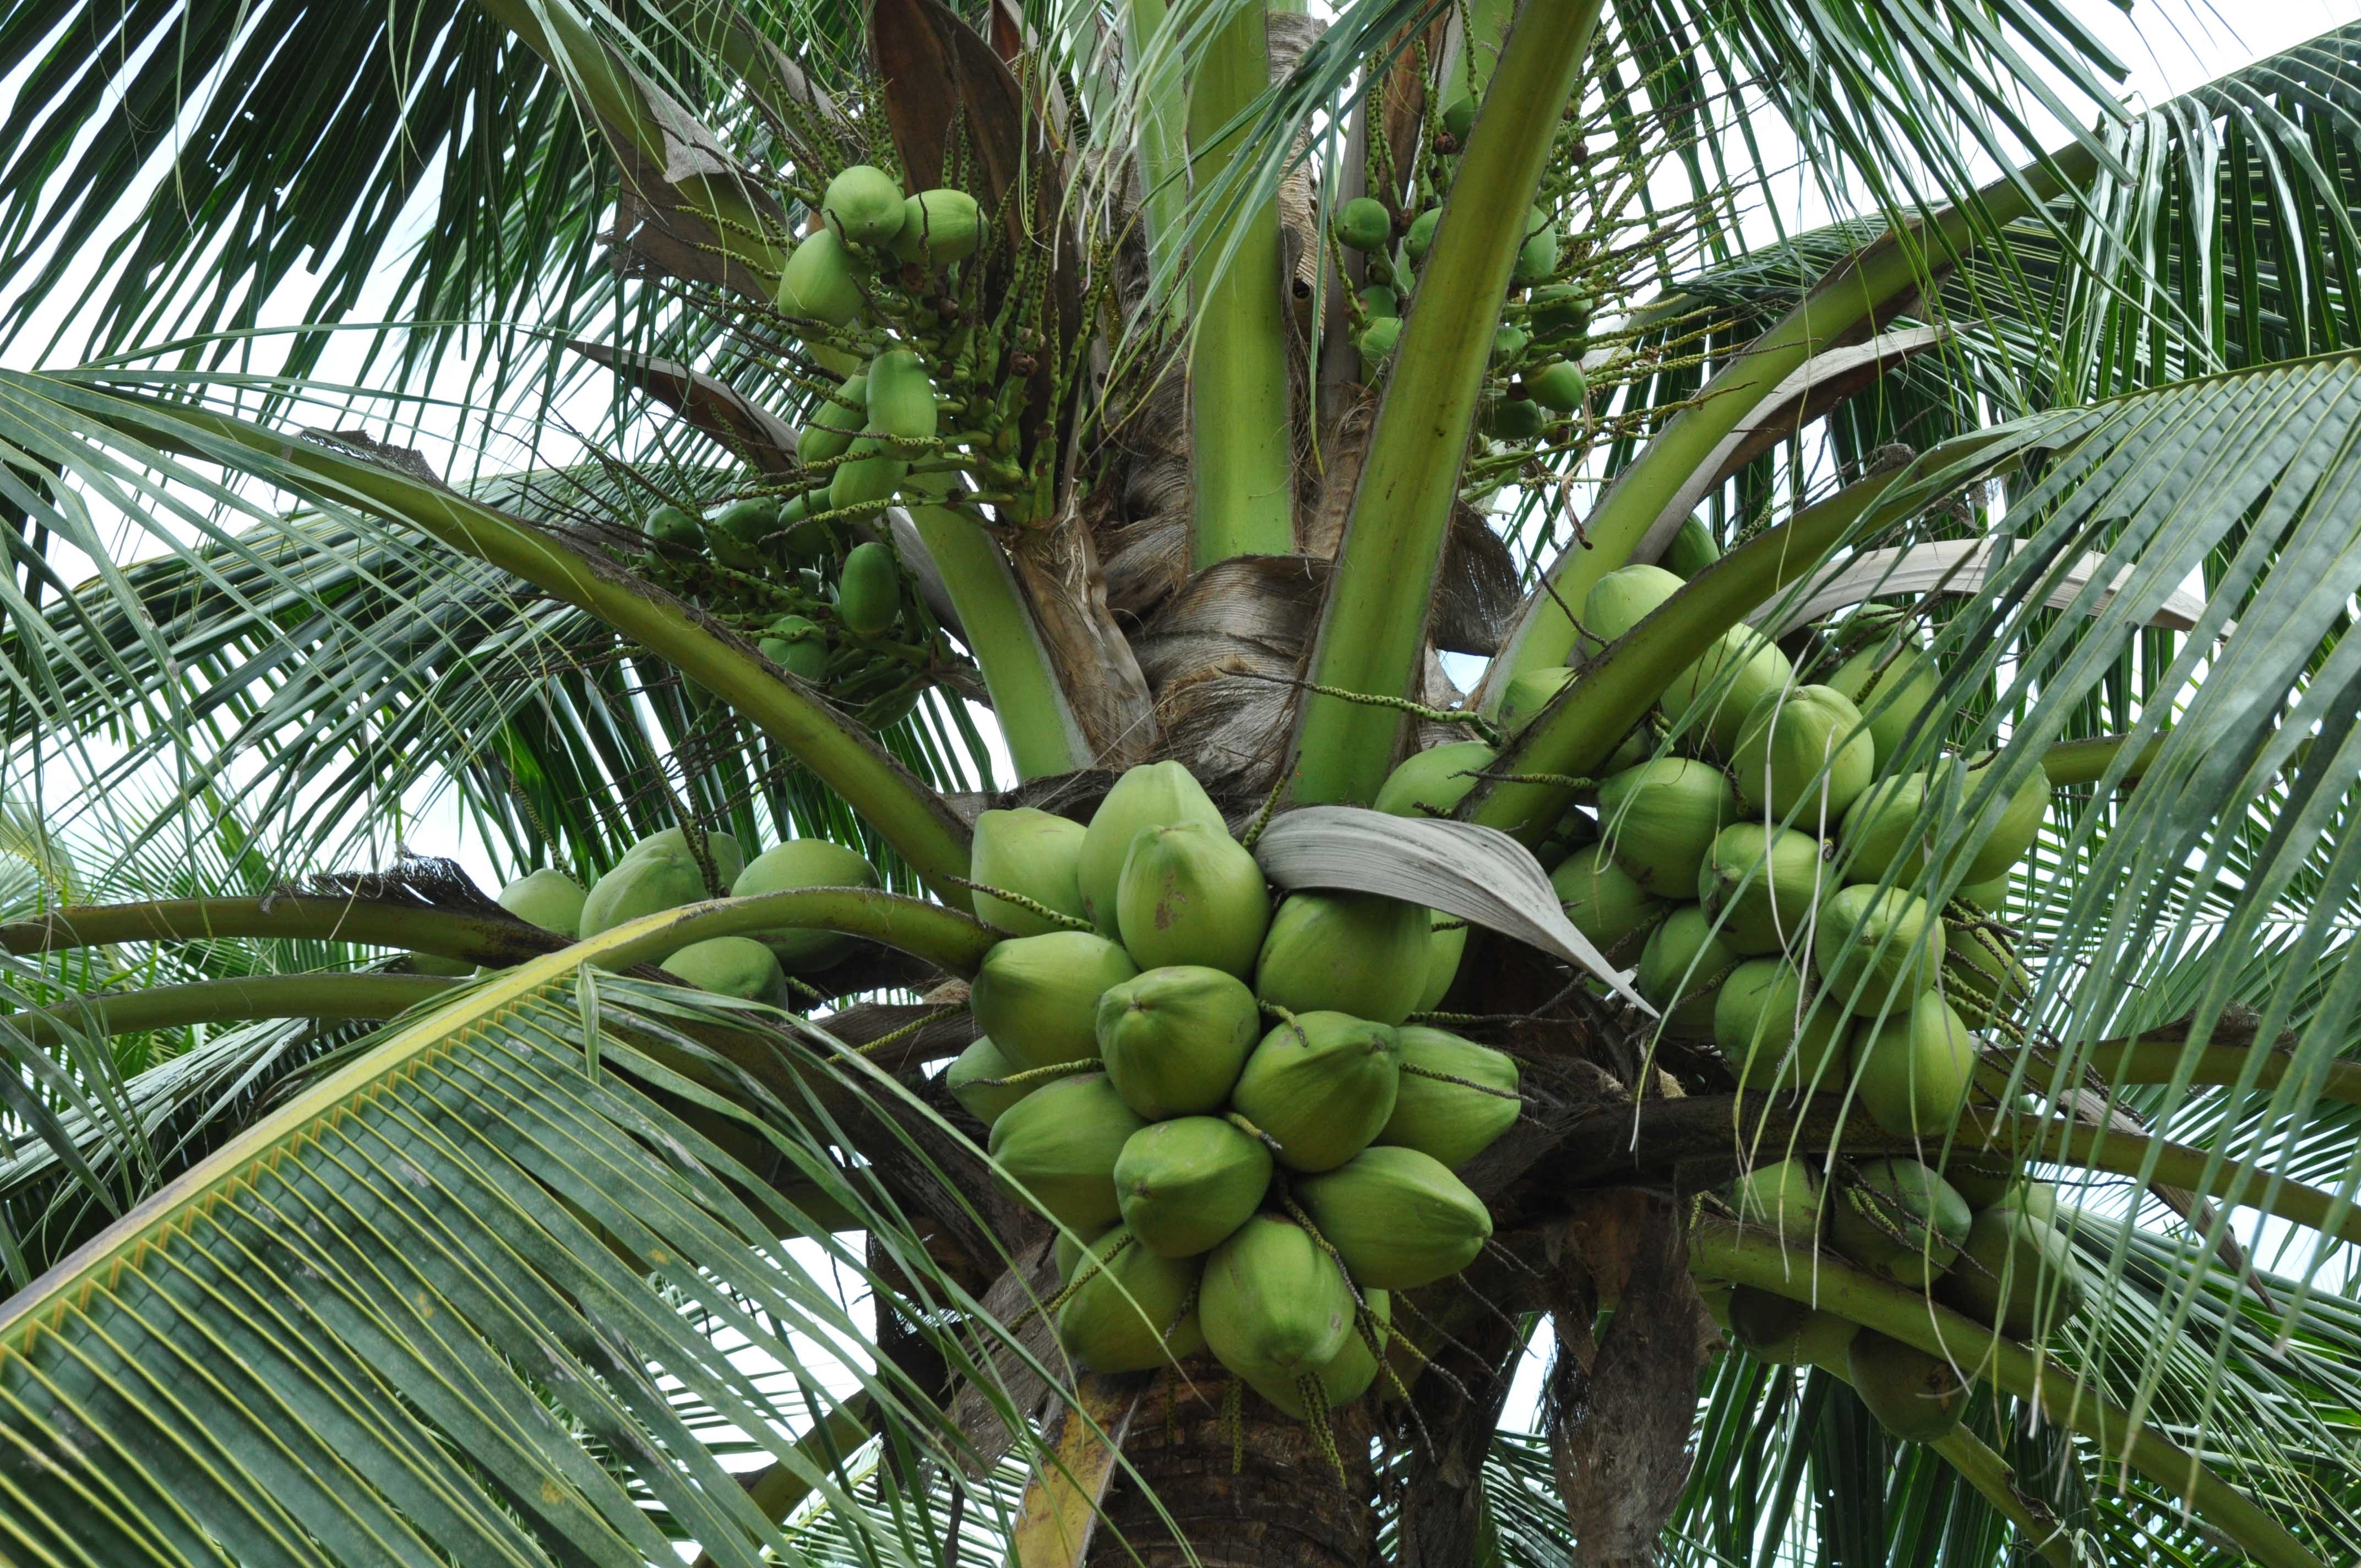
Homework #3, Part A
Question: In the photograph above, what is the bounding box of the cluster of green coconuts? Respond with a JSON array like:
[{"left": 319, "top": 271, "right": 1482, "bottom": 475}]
[
  {"left": 1332, "top": 92, "right": 1595, "bottom": 442},
  {"left": 946, "top": 763, "right": 1524, "bottom": 1422},
  {"left": 1372, "top": 545, "right": 2082, "bottom": 1445}
]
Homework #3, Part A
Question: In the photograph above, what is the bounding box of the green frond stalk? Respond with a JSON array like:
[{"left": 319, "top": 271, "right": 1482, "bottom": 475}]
[
  {"left": 0, "top": 976, "right": 460, "bottom": 1047},
  {"left": 1291, "top": 0, "right": 1603, "bottom": 803},
  {"left": 1924, "top": 1427, "right": 2077, "bottom": 1568},
  {"left": 0, "top": 897, "right": 565, "bottom": 967},
  {"left": 597, "top": 887, "right": 999, "bottom": 974},
  {"left": 2045, "top": 732, "right": 2166, "bottom": 787},
  {"left": 1127, "top": 0, "right": 1192, "bottom": 306}
]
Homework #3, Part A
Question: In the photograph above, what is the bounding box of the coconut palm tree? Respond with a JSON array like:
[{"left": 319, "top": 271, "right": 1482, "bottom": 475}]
[{"left": 4, "top": 0, "right": 2361, "bottom": 1560}]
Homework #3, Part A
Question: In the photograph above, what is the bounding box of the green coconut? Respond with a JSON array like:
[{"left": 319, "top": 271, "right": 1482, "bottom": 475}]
[
  {"left": 1113, "top": 1116, "right": 1274, "bottom": 1258},
  {"left": 1726, "top": 1286, "right": 1857, "bottom": 1366},
  {"left": 1295, "top": 1145, "right": 1492, "bottom": 1291},
  {"left": 1115, "top": 820, "right": 1270, "bottom": 977},
  {"left": 1358, "top": 317, "right": 1402, "bottom": 371},
  {"left": 1729, "top": 685, "right": 1873, "bottom": 826},
  {"left": 1959, "top": 872, "right": 2011, "bottom": 910},
  {"left": 625, "top": 826, "right": 745, "bottom": 888},
  {"left": 1078, "top": 761, "right": 1227, "bottom": 934},
  {"left": 1813, "top": 884, "right": 1943, "bottom": 1017},
  {"left": 1851, "top": 991, "right": 1978, "bottom": 1140},
  {"left": 1944, "top": 914, "right": 2033, "bottom": 1020},
  {"left": 1251, "top": 1292, "right": 1392, "bottom": 1418},
  {"left": 799, "top": 369, "right": 869, "bottom": 464},
  {"left": 1495, "top": 666, "right": 1578, "bottom": 733},
  {"left": 1938, "top": 1207, "right": 2086, "bottom": 1339},
  {"left": 971, "top": 930, "right": 1141, "bottom": 1071},
  {"left": 1697, "top": 823, "right": 1826, "bottom": 955},
  {"left": 1550, "top": 846, "right": 1671, "bottom": 964},
  {"left": 1595, "top": 758, "right": 1738, "bottom": 894},
  {"left": 661, "top": 936, "right": 788, "bottom": 1006},
  {"left": 987, "top": 1071, "right": 1146, "bottom": 1232},
  {"left": 1936, "top": 1155, "right": 2023, "bottom": 1212},
  {"left": 1961, "top": 764, "right": 2051, "bottom": 882},
  {"left": 732, "top": 839, "right": 880, "bottom": 970},
  {"left": 1252, "top": 890, "right": 1432, "bottom": 1026},
  {"left": 498, "top": 869, "right": 586, "bottom": 938},
  {"left": 1230, "top": 1011, "right": 1402, "bottom": 1173},
  {"left": 1054, "top": 1228, "right": 1206, "bottom": 1374},
  {"left": 1529, "top": 285, "right": 1592, "bottom": 339},
  {"left": 1055, "top": 1227, "right": 1104, "bottom": 1284},
  {"left": 1994, "top": 1180, "right": 2062, "bottom": 1226},
  {"left": 1374, "top": 741, "right": 1498, "bottom": 818},
  {"left": 578, "top": 848, "right": 708, "bottom": 957},
  {"left": 1730, "top": 1158, "right": 1823, "bottom": 1253},
  {"left": 1661, "top": 627, "right": 1795, "bottom": 756},
  {"left": 1662, "top": 515, "right": 1721, "bottom": 579},
  {"left": 1524, "top": 359, "right": 1587, "bottom": 413},
  {"left": 647, "top": 503, "right": 704, "bottom": 547},
  {"left": 1829, "top": 1159, "right": 1971, "bottom": 1289},
  {"left": 1358, "top": 284, "right": 1399, "bottom": 319},
  {"left": 1379, "top": 1026, "right": 1521, "bottom": 1168},
  {"left": 822, "top": 164, "right": 908, "bottom": 247},
  {"left": 969, "top": 807, "right": 1090, "bottom": 936},
  {"left": 1200, "top": 1215, "right": 1354, "bottom": 1385},
  {"left": 760, "top": 618, "right": 830, "bottom": 682},
  {"left": 1095, "top": 965, "right": 1261, "bottom": 1119},
  {"left": 1418, "top": 910, "right": 1467, "bottom": 1012},
  {"left": 1404, "top": 208, "right": 1440, "bottom": 264},
  {"left": 1825, "top": 639, "right": 1941, "bottom": 771},
  {"left": 945, "top": 1036, "right": 1037, "bottom": 1128},
  {"left": 1636, "top": 906, "right": 1737, "bottom": 1038},
  {"left": 1582, "top": 563, "right": 1684, "bottom": 649},
  {"left": 1712, "top": 959, "right": 1851, "bottom": 1094},
  {"left": 1847, "top": 1331, "right": 1967, "bottom": 1442},
  {"left": 889, "top": 187, "right": 983, "bottom": 261},
  {"left": 1837, "top": 774, "right": 1932, "bottom": 886},
  {"left": 776, "top": 229, "right": 865, "bottom": 326},
  {"left": 1334, "top": 196, "right": 1392, "bottom": 252}
]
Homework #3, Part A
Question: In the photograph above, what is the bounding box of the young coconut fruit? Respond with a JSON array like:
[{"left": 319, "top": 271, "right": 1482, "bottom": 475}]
[
  {"left": 1113, "top": 1116, "right": 1274, "bottom": 1258},
  {"left": 1333, "top": 196, "right": 1392, "bottom": 252},
  {"left": 1252, "top": 891, "right": 1431, "bottom": 1026},
  {"left": 946, "top": 1037, "right": 1037, "bottom": 1128},
  {"left": 1729, "top": 685, "right": 1873, "bottom": 826},
  {"left": 1417, "top": 911, "right": 1467, "bottom": 1012},
  {"left": 1697, "top": 823, "right": 1826, "bottom": 955},
  {"left": 1960, "top": 763, "right": 2051, "bottom": 883},
  {"left": 1055, "top": 1228, "right": 1206, "bottom": 1373},
  {"left": 1813, "top": 884, "right": 1944, "bottom": 1017},
  {"left": 1231, "top": 1011, "right": 1402, "bottom": 1172},
  {"left": 1595, "top": 758, "right": 1738, "bottom": 894},
  {"left": 1379, "top": 1026, "right": 1521, "bottom": 1168},
  {"left": 661, "top": 937, "right": 789, "bottom": 1006},
  {"left": 1828, "top": 1159, "right": 1972, "bottom": 1290},
  {"left": 1936, "top": 1155, "right": 2023, "bottom": 1212},
  {"left": 971, "top": 930, "right": 1141, "bottom": 1071},
  {"left": 969, "top": 807, "right": 1090, "bottom": 935},
  {"left": 1851, "top": 991, "right": 1978, "bottom": 1141},
  {"left": 1581, "top": 563, "right": 1684, "bottom": 650},
  {"left": 889, "top": 187, "right": 983, "bottom": 262},
  {"left": 822, "top": 164, "right": 908, "bottom": 247},
  {"left": 733, "top": 839, "right": 881, "bottom": 971},
  {"left": 1078, "top": 761, "right": 1227, "bottom": 934},
  {"left": 1846, "top": 1331, "right": 1967, "bottom": 1442},
  {"left": 579, "top": 847, "right": 708, "bottom": 958},
  {"left": 1095, "top": 965, "right": 1261, "bottom": 1118},
  {"left": 1712, "top": 959, "right": 1851, "bottom": 1095},
  {"left": 1636, "top": 906, "right": 1738, "bottom": 1037},
  {"left": 1200, "top": 1214, "right": 1354, "bottom": 1385},
  {"left": 1661, "top": 627, "right": 1795, "bottom": 755},
  {"left": 1550, "top": 846, "right": 1671, "bottom": 963},
  {"left": 1726, "top": 1286, "right": 1857, "bottom": 1366},
  {"left": 1836, "top": 774, "right": 1931, "bottom": 885},
  {"left": 987, "top": 1071, "right": 1146, "bottom": 1232},
  {"left": 799, "top": 369, "right": 869, "bottom": 465},
  {"left": 1250, "top": 1292, "right": 1392, "bottom": 1418},
  {"left": 1116, "top": 820, "right": 1270, "bottom": 977},
  {"left": 1374, "top": 741, "right": 1498, "bottom": 818},
  {"left": 776, "top": 230, "right": 865, "bottom": 328},
  {"left": 498, "top": 868, "right": 586, "bottom": 938},
  {"left": 1825, "top": 638, "right": 1941, "bottom": 771},
  {"left": 1662, "top": 515, "right": 1721, "bottom": 579},
  {"left": 1938, "top": 1207, "right": 2086, "bottom": 1340},
  {"left": 1295, "top": 1145, "right": 1493, "bottom": 1290},
  {"left": 1730, "top": 1158, "right": 1824, "bottom": 1254},
  {"left": 625, "top": 825, "right": 746, "bottom": 888}
]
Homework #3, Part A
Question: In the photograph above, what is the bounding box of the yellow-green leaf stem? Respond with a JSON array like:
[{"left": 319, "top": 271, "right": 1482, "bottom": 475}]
[
  {"left": 1290, "top": 0, "right": 1603, "bottom": 803},
  {"left": 1184, "top": 0, "right": 1297, "bottom": 565},
  {"left": 0, "top": 895, "right": 568, "bottom": 967},
  {"left": 1126, "top": 0, "right": 1192, "bottom": 310},
  {"left": 1693, "top": 1218, "right": 2327, "bottom": 1568},
  {"left": 0, "top": 975, "right": 460, "bottom": 1047},
  {"left": 1985, "top": 1030, "right": 2361, "bottom": 1111},
  {"left": 2044, "top": 731, "right": 2166, "bottom": 787},
  {"left": 1922, "top": 1427, "right": 2077, "bottom": 1568},
  {"left": 21, "top": 377, "right": 978, "bottom": 908}
]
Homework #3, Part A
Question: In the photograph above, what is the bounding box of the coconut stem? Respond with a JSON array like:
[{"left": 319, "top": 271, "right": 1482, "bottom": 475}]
[
  {"left": 853, "top": 1003, "right": 966, "bottom": 1056},
  {"left": 1223, "top": 1111, "right": 1287, "bottom": 1156},
  {"left": 1275, "top": 675, "right": 1503, "bottom": 741},
  {"left": 946, "top": 876, "right": 1096, "bottom": 933},
  {"left": 1239, "top": 768, "right": 1290, "bottom": 851},
  {"left": 980, "top": 1058, "right": 1102, "bottom": 1089},
  {"left": 1399, "top": 1061, "right": 1522, "bottom": 1101},
  {"left": 1222, "top": 1378, "right": 1247, "bottom": 1473},
  {"left": 1258, "top": 1004, "right": 1313, "bottom": 1047},
  {"left": 1300, "top": 1382, "right": 1350, "bottom": 1484}
]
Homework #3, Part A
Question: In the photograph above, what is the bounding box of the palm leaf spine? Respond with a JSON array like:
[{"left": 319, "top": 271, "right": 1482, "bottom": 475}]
[
  {"left": 0, "top": 896, "right": 570, "bottom": 966},
  {"left": 1693, "top": 1217, "right": 2326, "bottom": 1568},
  {"left": 687, "top": 1396, "right": 875, "bottom": 1568},
  {"left": 2043, "top": 731, "right": 2166, "bottom": 786},
  {"left": 0, "top": 975, "right": 461, "bottom": 1047},
  {"left": 1924, "top": 1425, "right": 2077, "bottom": 1568},
  {"left": 1290, "top": 0, "right": 1604, "bottom": 803},
  {"left": 2058, "top": 1038, "right": 2361, "bottom": 1108},
  {"left": 1184, "top": 0, "right": 1297, "bottom": 565},
  {"left": 1125, "top": 0, "right": 1192, "bottom": 309}
]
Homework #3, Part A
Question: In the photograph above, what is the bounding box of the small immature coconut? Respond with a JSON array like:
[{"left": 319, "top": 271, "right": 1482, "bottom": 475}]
[
  {"left": 987, "top": 1072, "right": 1146, "bottom": 1232},
  {"left": 1662, "top": 515, "right": 1721, "bottom": 579},
  {"left": 498, "top": 868, "right": 586, "bottom": 938},
  {"left": 1095, "top": 965, "right": 1260, "bottom": 1119},
  {"left": 1250, "top": 1292, "right": 1391, "bottom": 1418},
  {"left": 1200, "top": 1215, "right": 1354, "bottom": 1385},
  {"left": 1825, "top": 638, "right": 1941, "bottom": 771},
  {"left": 889, "top": 187, "right": 983, "bottom": 261},
  {"left": 1661, "top": 627, "right": 1795, "bottom": 755},
  {"left": 1837, "top": 774, "right": 1930, "bottom": 886},
  {"left": 1417, "top": 910, "right": 1467, "bottom": 1012},
  {"left": 970, "top": 930, "right": 1141, "bottom": 1071},
  {"left": 1847, "top": 1331, "right": 1966, "bottom": 1442},
  {"left": 1729, "top": 685, "right": 1873, "bottom": 825},
  {"left": 1636, "top": 906, "right": 1737, "bottom": 1037},
  {"left": 661, "top": 936, "right": 788, "bottom": 1006},
  {"left": 1379, "top": 1026, "right": 1521, "bottom": 1168},
  {"left": 1294, "top": 1145, "right": 1492, "bottom": 1291},
  {"left": 969, "top": 807, "right": 1090, "bottom": 935},
  {"left": 945, "top": 1037, "right": 1036, "bottom": 1128},
  {"left": 1851, "top": 991, "right": 1977, "bottom": 1141},
  {"left": 1333, "top": 197, "right": 1392, "bottom": 251},
  {"left": 1829, "top": 1159, "right": 1972, "bottom": 1289},
  {"left": 1116, "top": 820, "right": 1269, "bottom": 977},
  {"left": 1712, "top": 959, "right": 1850, "bottom": 1094},
  {"left": 776, "top": 230, "right": 865, "bottom": 326},
  {"left": 1581, "top": 563, "right": 1684, "bottom": 649},
  {"left": 1595, "top": 758, "right": 1738, "bottom": 894},
  {"left": 1726, "top": 1286, "right": 1856, "bottom": 1366},
  {"left": 1938, "top": 1207, "right": 2086, "bottom": 1339},
  {"left": 1230, "top": 1011, "right": 1402, "bottom": 1172},
  {"left": 1937, "top": 1155, "right": 2023, "bottom": 1212},
  {"left": 1550, "top": 846, "right": 1671, "bottom": 963},
  {"left": 822, "top": 164, "right": 909, "bottom": 247},
  {"left": 1253, "top": 891, "right": 1431, "bottom": 1026},
  {"left": 1055, "top": 1228, "right": 1205, "bottom": 1373},
  {"left": 1697, "top": 823, "right": 1827, "bottom": 955},
  {"left": 1374, "top": 741, "right": 1498, "bottom": 818},
  {"left": 1494, "top": 666, "right": 1577, "bottom": 733},
  {"left": 1078, "top": 761, "right": 1227, "bottom": 934},
  {"left": 1813, "top": 884, "right": 1943, "bottom": 1017},
  {"left": 1524, "top": 359, "right": 1587, "bottom": 413},
  {"left": 1730, "top": 1158, "right": 1823, "bottom": 1253},
  {"left": 1113, "top": 1116, "right": 1273, "bottom": 1258},
  {"left": 733, "top": 839, "right": 880, "bottom": 970}
]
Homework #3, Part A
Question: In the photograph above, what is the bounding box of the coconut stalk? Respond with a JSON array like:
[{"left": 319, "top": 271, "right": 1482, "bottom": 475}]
[
  {"left": 1126, "top": 0, "right": 1192, "bottom": 309},
  {"left": 1290, "top": 0, "right": 1603, "bottom": 804},
  {"left": 0, "top": 975, "right": 463, "bottom": 1047},
  {"left": 1183, "top": 0, "right": 1296, "bottom": 565}
]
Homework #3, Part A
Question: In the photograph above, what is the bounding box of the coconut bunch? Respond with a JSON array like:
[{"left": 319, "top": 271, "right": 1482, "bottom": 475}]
[
  {"left": 1705, "top": 1152, "right": 2087, "bottom": 1444},
  {"left": 948, "top": 763, "right": 1522, "bottom": 1423}
]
